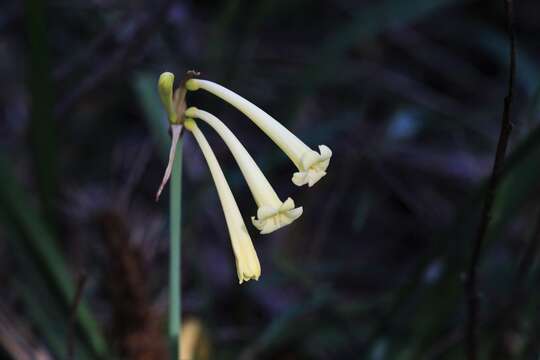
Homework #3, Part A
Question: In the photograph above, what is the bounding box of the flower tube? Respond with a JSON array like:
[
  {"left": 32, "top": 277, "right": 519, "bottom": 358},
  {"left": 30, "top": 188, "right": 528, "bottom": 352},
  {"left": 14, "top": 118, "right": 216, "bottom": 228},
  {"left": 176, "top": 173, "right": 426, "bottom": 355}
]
[
  {"left": 185, "top": 107, "right": 303, "bottom": 234},
  {"left": 184, "top": 118, "right": 260, "bottom": 283},
  {"left": 185, "top": 79, "right": 332, "bottom": 187}
]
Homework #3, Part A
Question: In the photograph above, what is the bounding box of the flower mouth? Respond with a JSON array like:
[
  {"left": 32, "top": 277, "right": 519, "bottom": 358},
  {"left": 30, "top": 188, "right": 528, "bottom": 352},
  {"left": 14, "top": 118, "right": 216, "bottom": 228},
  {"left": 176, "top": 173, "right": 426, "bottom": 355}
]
[
  {"left": 237, "top": 260, "right": 261, "bottom": 284},
  {"left": 239, "top": 273, "right": 259, "bottom": 284},
  {"left": 292, "top": 145, "right": 332, "bottom": 187},
  {"left": 234, "top": 224, "right": 261, "bottom": 284},
  {"left": 251, "top": 198, "right": 303, "bottom": 234}
]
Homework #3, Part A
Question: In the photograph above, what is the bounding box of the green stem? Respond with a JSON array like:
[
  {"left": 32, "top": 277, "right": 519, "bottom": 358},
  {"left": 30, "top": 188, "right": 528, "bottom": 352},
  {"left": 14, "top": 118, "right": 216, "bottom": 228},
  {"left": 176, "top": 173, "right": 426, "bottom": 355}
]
[{"left": 169, "top": 138, "right": 183, "bottom": 359}]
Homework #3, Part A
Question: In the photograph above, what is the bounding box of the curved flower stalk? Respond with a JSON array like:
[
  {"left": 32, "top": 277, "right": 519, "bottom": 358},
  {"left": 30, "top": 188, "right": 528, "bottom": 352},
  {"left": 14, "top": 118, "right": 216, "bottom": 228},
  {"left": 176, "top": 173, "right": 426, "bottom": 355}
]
[
  {"left": 185, "top": 79, "right": 332, "bottom": 187},
  {"left": 185, "top": 107, "right": 303, "bottom": 234},
  {"left": 184, "top": 118, "right": 260, "bottom": 283}
]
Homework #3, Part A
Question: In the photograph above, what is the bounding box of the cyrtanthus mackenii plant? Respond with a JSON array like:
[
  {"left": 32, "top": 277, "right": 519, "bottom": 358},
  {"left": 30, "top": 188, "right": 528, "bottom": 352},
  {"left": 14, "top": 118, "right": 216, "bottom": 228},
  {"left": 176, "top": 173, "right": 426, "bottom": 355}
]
[{"left": 157, "top": 71, "right": 332, "bottom": 284}]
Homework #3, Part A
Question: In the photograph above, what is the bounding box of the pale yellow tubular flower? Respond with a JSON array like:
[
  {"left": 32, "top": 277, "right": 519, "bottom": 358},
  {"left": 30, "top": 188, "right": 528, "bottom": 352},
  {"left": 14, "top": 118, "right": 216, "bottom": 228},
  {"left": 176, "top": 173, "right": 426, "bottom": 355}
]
[
  {"left": 185, "top": 107, "right": 303, "bottom": 234},
  {"left": 157, "top": 72, "right": 178, "bottom": 124},
  {"left": 185, "top": 79, "right": 332, "bottom": 187},
  {"left": 184, "top": 118, "right": 260, "bottom": 283}
]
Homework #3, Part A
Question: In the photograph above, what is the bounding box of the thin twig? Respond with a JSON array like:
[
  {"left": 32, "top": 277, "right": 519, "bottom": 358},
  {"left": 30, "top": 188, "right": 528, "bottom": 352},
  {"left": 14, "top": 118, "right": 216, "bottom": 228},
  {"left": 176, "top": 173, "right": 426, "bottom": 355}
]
[
  {"left": 67, "top": 273, "right": 87, "bottom": 360},
  {"left": 489, "top": 207, "right": 540, "bottom": 359},
  {"left": 465, "top": 1, "right": 516, "bottom": 359}
]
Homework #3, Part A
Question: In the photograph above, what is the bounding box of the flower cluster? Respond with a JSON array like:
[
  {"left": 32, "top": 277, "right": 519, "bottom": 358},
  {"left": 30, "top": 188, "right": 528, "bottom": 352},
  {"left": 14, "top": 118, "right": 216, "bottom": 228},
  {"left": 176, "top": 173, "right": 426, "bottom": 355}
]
[{"left": 157, "top": 72, "right": 332, "bottom": 284}]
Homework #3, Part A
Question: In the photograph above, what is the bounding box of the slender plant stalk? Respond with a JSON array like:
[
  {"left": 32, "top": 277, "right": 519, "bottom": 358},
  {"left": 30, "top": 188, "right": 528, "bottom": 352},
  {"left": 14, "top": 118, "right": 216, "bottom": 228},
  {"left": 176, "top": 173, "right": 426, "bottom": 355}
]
[
  {"left": 465, "top": 1, "right": 516, "bottom": 359},
  {"left": 169, "top": 138, "right": 183, "bottom": 359}
]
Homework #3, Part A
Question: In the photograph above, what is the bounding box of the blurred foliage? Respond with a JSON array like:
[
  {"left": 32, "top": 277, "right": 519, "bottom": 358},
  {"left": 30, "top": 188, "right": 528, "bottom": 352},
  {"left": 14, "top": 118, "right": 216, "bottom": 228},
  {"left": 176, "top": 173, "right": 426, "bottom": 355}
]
[{"left": 1, "top": 0, "right": 540, "bottom": 359}]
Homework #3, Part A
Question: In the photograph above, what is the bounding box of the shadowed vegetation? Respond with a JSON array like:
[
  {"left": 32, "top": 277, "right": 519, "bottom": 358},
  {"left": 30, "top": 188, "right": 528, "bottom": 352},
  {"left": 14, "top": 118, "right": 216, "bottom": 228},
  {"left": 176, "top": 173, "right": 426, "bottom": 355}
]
[{"left": 1, "top": 0, "right": 539, "bottom": 359}]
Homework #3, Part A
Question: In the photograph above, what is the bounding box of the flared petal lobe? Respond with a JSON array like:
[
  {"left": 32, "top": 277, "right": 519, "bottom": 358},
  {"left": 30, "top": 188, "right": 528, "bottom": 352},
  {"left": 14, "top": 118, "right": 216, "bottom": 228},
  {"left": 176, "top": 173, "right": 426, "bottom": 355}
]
[
  {"left": 251, "top": 197, "right": 303, "bottom": 234},
  {"left": 292, "top": 145, "right": 332, "bottom": 187}
]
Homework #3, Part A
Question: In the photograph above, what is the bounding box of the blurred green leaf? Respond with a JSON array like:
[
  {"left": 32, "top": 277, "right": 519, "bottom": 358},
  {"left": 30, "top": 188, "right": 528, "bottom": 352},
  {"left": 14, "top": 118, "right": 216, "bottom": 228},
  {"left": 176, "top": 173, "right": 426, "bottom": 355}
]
[
  {"left": 6, "top": 227, "right": 93, "bottom": 360},
  {"left": 0, "top": 154, "right": 109, "bottom": 358},
  {"left": 134, "top": 72, "right": 170, "bottom": 158}
]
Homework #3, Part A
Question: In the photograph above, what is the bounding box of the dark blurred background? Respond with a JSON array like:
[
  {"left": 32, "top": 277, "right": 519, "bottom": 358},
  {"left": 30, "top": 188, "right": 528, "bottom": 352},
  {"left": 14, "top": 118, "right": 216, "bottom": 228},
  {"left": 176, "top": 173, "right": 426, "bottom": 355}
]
[{"left": 1, "top": 0, "right": 540, "bottom": 359}]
